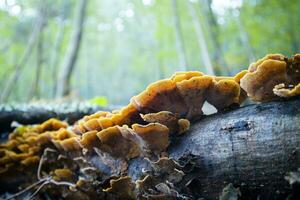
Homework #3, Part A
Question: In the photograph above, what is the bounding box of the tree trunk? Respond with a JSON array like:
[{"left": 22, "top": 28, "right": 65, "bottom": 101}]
[
  {"left": 235, "top": 10, "right": 256, "bottom": 63},
  {"left": 171, "top": 0, "right": 188, "bottom": 71},
  {"left": 202, "top": 0, "right": 231, "bottom": 75},
  {"left": 0, "top": 4, "right": 45, "bottom": 103},
  {"left": 51, "top": 22, "right": 66, "bottom": 98},
  {"left": 56, "top": 0, "right": 88, "bottom": 98},
  {"left": 187, "top": 1, "right": 215, "bottom": 75},
  {"left": 28, "top": 22, "right": 46, "bottom": 100}
]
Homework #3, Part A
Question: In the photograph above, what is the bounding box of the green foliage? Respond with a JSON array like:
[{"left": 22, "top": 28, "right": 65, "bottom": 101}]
[
  {"left": 88, "top": 96, "right": 108, "bottom": 107},
  {"left": 0, "top": 0, "right": 299, "bottom": 105}
]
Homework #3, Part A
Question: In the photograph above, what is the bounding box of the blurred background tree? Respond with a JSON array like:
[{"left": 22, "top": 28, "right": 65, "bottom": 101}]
[{"left": 0, "top": 0, "right": 299, "bottom": 106}]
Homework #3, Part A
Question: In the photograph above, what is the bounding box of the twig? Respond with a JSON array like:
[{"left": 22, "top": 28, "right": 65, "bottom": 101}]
[
  {"left": 6, "top": 147, "right": 77, "bottom": 199},
  {"left": 37, "top": 148, "right": 56, "bottom": 180},
  {"left": 49, "top": 179, "right": 76, "bottom": 188},
  {"left": 27, "top": 179, "right": 50, "bottom": 200},
  {"left": 5, "top": 178, "right": 47, "bottom": 200}
]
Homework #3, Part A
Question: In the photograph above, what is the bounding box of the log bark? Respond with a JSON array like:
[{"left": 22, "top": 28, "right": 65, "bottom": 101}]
[
  {"left": 125, "top": 98, "right": 300, "bottom": 199},
  {"left": 167, "top": 97, "right": 300, "bottom": 199},
  {"left": 0, "top": 103, "right": 108, "bottom": 133}
]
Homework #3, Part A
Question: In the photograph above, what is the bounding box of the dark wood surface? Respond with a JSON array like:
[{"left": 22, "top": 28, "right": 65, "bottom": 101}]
[
  {"left": 167, "top": 97, "right": 300, "bottom": 199},
  {"left": 0, "top": 103, "right": 108, "bottom": 133}
]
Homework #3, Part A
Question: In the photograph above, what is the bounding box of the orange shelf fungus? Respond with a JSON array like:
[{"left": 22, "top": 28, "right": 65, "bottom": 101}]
[
  {"left": 119, "top": 123, "right": 169, "bottom": 155},
  {"left": 20, "top": 155, "right": 40, "bottom": 166},
  {"left": 96, "top": 126, "right": 140, "bottom": 159},
  {"left": 170, "top": 71, "right": 204, "bottom": 83},
  {"left": 206, "top": 79, "right": 241, "bottom": 110},
  {"left": 240, "top": 54, "right": 300, "bottom": 102},
  {"left": 79, "top": 130, "right": 101, "bottom": 149},
  {"left": 141, "top": 111, "right": 190, "bottom": 135},
  {"left": 131, "top": 79, "right": 188, "bottom": 117},
  {"left": 72, "top": 104, "right": 140, "bottom": 135},
  {"left": 131, "top": 71, "right": 246, "bottom": 119},
  {"left": 53, "top": 168, "right": 75, "bottom": 181},
  {"left": 82, "top": 111, "right": 112, "bottom": 122},
  {"left": 176, "top": 75, "right": 213, "bottom": 118},
  {"left": 54, "top": 137, "right": 81, "bottom": 151},
  {"left": 273, "top": 83, "right": 300, "bottom": 98},
  {"left": 34, "top": 118, "right": 68, "bottom": 133},
  {"left": 131, "top": 123, "right": 169, "bottom": 154},
  {"left": 103, "top": 176, "right": 136, "bottom": 199}
]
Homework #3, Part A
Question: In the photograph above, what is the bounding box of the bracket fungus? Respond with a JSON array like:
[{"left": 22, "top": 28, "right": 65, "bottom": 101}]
[
  {"left": 141, "top": 111, "right": 190, "bottom": 135},
  {"left": 273, "top": 83, "right": 300, "bottom": 98},
  {"left": 96, "top": 126, "right": 140, "bottom": 159},
  {"left": 240, "top": 54, "right": 300, "bottom": 101},
  {"left": 118, "top": 123, "right": 169, "bottom": 155},
  {"left": 131, "top": 79, "right": 188, "bottom": 117},
  {"left": 130, "top": 123, "right": 169, "bottom": 154},
  {"left": 103, "top": 176, "right": 136, "bottom": 199}
]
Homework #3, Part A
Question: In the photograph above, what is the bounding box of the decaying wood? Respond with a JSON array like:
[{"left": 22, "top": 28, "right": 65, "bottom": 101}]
[
  {"left": 166, "top": 97, "right": 300, "bottom": 199},
  {"left": 0, "top": 103, "right": 107, "bottom": 133},
  {"left": 125, "top": 98, "right": 300, "bottom": 199}
]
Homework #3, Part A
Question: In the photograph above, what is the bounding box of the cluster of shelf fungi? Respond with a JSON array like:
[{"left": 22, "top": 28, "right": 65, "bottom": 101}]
[{"left": 0, "top": 54, "right": 300, "bottom": 199}]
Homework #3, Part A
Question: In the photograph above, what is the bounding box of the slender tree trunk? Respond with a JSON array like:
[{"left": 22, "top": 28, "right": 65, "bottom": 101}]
[
  {"left": 28, "top": 23, "right": 46, "bottom": 100},
  {"left": 187, "top": 1, "right": 215, "bottom": 75},
  {"left": 171, "top": 0, "right": 188, "bottom": 71},
  {"left": 55, "top": 0, "right": 88, "bottom": 98},
  {"left": 51, "top": 22, "right": 66, "bottom": 98},
  {"left": 0, "top": 8, "right": 45, "bottom": 103},
  {"left": 235, "top": 10, "right": 255, "bottom": 63},
  {"left": 202, "top": 0, "right": 231, "bottom": 75}
]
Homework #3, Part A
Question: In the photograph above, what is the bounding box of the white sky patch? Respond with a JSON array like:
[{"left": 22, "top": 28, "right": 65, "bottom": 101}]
[
  {"left": 0, "top": 1, "right": 6, "bottom": 10},
  {"left": 142, "top": 0, "right": 153, "bottom": 6},
  {"left": 125, "top": 8, "right": 134, "bottom": 18},
  {"left": 114, "top": 17, "right": 124, "bottom": 32},
  {"left": 10, "top": 4, "right": 21, "bottom": 16},
  {"left": 6, "top": 0, "right": 17, "bottom": 7},
  {"left": 212, "top": 0, "right": 242, "bottom": 15},
  {"left": 211, "top": 0, "right": 243, "bottom": 24},
  {"left": 0, "top": 0, "right": 22, "bottom": 16}
]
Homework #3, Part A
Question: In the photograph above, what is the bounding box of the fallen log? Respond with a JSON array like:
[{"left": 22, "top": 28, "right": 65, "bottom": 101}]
[
  {"left": 165, "top": 97, "right": 300, "bottom": 199},
  {"left": 0, "top": 98, "right": 299, "bottom": 199},
  {"left": 0, "top": 103, "right": 108, "bottom": 133}
]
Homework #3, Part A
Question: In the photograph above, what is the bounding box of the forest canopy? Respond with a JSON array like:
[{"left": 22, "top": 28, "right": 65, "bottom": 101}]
[{"left": 0, "top": 0, "right": 299, "bottom": 106}]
